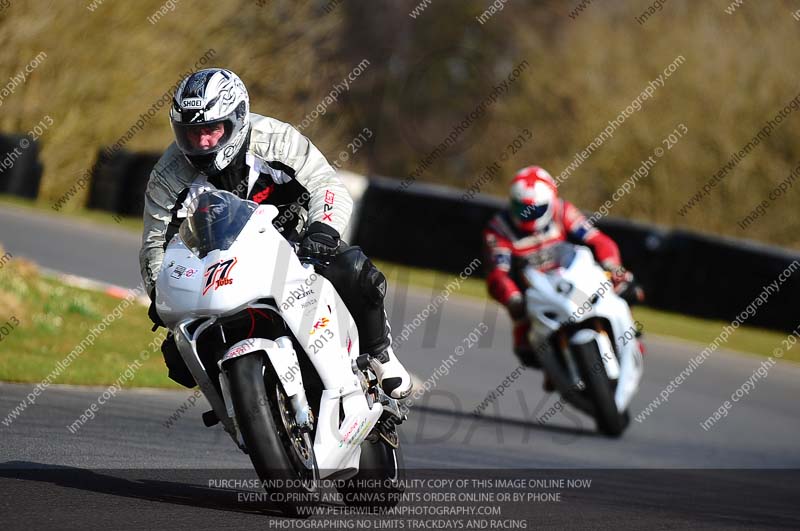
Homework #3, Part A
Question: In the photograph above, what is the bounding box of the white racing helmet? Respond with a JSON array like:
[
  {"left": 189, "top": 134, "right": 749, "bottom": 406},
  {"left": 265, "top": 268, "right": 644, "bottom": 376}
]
[{"left": 170, "top": 68, "right": 250, "bottom": 175}]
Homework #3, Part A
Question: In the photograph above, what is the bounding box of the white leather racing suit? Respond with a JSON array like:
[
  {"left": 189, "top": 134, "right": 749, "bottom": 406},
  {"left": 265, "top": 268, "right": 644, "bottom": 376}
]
[
  {"left": 139, "top": 112, "right": 353, "bottom": 293},
  {"left": 140, "top": 112, "right": 412, "bottom": 400}
]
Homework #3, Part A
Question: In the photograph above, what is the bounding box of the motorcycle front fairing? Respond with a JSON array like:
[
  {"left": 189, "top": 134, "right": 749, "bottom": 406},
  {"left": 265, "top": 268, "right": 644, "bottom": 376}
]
[
  {"left": 524, "top": 244, "right": 643, "bottom": 412},
  {"left": 154, "top": 194, "right": 380, "bottom": 477}
]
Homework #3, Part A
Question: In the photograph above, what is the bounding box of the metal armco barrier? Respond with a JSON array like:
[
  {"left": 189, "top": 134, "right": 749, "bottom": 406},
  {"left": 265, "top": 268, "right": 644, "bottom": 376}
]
[{"left": 354, "top": 176, "right": 799, "bottom": 333}]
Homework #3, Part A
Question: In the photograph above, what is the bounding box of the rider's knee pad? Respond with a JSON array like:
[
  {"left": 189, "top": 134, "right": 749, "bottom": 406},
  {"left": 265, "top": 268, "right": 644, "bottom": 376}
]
[
  {"left": 358, "top": 258, "right": 387, "bottom": 307},
  {"left": 325, "top": 246, "right": 387, "bottom": 308}
]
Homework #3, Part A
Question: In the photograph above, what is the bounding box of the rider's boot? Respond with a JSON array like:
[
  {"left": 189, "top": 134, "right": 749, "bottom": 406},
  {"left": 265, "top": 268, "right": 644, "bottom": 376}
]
[
  {"left": 369, "top": 345, "right": 412, "bottom": 400},
  {"left": 514, "top": 321, "right": 555, "bottom": 392},
  {"left": 513, "top": 320, "right": 540, "bottom": 368},
  {"left": 315, "top": 246, "right": 413, "bottom": 400}
]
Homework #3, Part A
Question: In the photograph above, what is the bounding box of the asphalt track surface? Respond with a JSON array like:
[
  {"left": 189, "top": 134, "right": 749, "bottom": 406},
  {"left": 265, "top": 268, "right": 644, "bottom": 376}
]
[{"left": 1, "top": 204, "right": 799, "bottom": 529}]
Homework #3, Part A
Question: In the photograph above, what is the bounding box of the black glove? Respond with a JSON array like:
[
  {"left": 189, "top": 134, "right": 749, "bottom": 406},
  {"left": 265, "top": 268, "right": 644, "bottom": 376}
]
[
  {"left": 603, "top": 264, "right": 645, "bottom": 305},
  {"left": 606, "top": 264, "right": 633, "bottom": 291},
  {"left": 298, "top": 222, "right": 341, "bottom": 261},
  {"left": 148, "top": 289, "right": 164, "bottom": 330},
  {"left": 507, "top": 293, "right": 526, "bottom": 321}
]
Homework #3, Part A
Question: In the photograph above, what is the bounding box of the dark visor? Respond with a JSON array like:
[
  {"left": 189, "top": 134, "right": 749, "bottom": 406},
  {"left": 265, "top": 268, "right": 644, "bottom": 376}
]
[{"left": 511, "top": 200, "right": 548, "bottom": 221}]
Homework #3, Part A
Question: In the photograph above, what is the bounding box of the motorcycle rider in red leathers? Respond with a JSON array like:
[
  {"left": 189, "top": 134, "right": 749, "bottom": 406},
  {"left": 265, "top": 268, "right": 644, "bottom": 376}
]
[{"left": 483, "top": 166, "right": 642, "bottom": 382}]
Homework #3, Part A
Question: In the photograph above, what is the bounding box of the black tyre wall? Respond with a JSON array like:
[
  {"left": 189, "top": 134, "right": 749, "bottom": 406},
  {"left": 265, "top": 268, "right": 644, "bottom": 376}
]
[{"left": 0, "top": 134, "right": 43, "bottom": 199}]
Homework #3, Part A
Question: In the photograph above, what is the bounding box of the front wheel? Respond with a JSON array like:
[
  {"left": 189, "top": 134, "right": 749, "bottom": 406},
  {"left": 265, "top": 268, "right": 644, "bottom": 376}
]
[
  {"left": 225, "top": 353, "right": 319, "bottom": 516},
  {"left": 572, "top": 338, "right": 629, "bottom": 437},
  {"left": 336, "top": 431, "right": 405, "bottom": 512}
]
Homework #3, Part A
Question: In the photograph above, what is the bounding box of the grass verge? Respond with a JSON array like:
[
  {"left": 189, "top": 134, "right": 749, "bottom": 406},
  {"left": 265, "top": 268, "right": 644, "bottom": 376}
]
[{"left": 0, "top": 249, "right": 175, "bottom": 388}]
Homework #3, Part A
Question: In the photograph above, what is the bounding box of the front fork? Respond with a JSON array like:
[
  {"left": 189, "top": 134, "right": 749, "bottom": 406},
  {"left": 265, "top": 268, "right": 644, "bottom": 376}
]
[
  {"left": 553, "top": 321, "right": 620, "bottom": 386},
  {"left": 536, "top": 321, "right": 620, "bottom": 416},
  {"left": 217, "top": 336, "right": 313, "bottom": 439},
  {"left": 172, "top": 318, "right": 243, "bottom": 449},
  {"left": 556, "top": 330, "right": 582, "bottom": 388}
]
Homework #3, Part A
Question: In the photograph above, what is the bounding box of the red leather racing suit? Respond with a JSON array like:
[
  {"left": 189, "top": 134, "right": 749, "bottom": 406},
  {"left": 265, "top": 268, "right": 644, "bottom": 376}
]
[{"left": 483, "top": 199, "right": 621, "bottom": 351}]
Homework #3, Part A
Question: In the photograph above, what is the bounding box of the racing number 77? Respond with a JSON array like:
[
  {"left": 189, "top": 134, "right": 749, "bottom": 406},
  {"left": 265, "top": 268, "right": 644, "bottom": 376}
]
[{"left": 203, "top": 258, "right": 238, "bottom": 295}]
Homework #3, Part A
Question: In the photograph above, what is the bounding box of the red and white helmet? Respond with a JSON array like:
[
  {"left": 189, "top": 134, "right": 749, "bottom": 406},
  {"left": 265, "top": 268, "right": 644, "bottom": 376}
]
[{"left": 508, "top": 166, "right": 558, "bottom": 231}]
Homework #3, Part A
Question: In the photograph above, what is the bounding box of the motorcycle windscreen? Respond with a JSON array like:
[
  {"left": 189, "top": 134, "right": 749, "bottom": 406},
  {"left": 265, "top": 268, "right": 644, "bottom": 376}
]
[
  {"left": 179, "top": 190, "right": 257, "bottom": 258},
  {"left": 526, "top": 242, "right": 577, "bottom": 271},
  {"left": 550, "top": 242, "right": 577, "bottom": 268}
]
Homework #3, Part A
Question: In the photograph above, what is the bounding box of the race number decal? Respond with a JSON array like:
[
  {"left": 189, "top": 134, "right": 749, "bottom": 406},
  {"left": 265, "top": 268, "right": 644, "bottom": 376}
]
[{"left": 203, "top": 258, "right": 238, "bottom": 295}]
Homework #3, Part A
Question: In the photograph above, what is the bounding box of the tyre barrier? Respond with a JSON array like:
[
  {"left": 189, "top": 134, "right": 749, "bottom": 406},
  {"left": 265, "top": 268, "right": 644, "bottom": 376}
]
[
  {"left": 355, "top": 176, "right": 799, "bottom": 333},
  {"left": 83, "top": 153, "right": 800, "bottom": 332},
  {"left": 88, "top": 149, "right": 159, "bottom": 217},
  {"left": 87, "top": 150, "right": 133, "bottom": 213},
  {"left": 353, "top": 175, "right": 501, "bottom": 273},
  {"left": 0, "top": 133, "right": 43, "bottom": 199}
]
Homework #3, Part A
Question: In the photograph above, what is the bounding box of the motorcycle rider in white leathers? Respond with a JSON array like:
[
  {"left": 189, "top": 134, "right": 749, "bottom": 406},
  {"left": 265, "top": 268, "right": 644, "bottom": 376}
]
[{"left": 139, "top": 68, "right": 412, "bottom": 399}]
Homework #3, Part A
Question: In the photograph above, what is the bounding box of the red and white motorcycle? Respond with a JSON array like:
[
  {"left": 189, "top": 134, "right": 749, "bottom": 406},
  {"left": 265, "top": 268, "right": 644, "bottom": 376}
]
[{"left": 523, "top": 242, "right": 644, "bottom": 436}]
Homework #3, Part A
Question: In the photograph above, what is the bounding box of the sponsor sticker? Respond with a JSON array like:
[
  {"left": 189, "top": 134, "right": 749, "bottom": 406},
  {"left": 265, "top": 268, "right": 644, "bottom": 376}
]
[
  {"left": 171, "top": 265, "right": 187, "bottom": 279},
  {"left": 182, "top": 98, "right": 204, "bottom": 109},
  {"left": 310, "top": 317, "right": 330, "bottom": 335},
  {"left": 322, "top": 190, "right": 335, "bottom": 221}
]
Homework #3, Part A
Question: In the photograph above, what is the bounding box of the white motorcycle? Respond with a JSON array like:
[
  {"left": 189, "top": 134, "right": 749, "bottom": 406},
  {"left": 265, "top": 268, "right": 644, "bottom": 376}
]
[
  {"left": 523, "top": 242, "right": 643, "bottom": 436},
  {"left": 155, "top": 189, "right": 404, "bottom": 515}
]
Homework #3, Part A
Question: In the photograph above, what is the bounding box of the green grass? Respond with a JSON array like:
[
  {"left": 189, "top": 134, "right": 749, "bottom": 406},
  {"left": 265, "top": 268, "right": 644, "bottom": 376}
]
[
  {"left": 0, "top": 252, "right": 176, "bottom": 388},
  {"left": 630, "top": 306, "right": 796, "bottom": 362},
  {"left": 374, "top": 260, "right": 798, "bottom": 363},
  {"left": 374, "top": 259, "right": 487, "bottom": 300}
]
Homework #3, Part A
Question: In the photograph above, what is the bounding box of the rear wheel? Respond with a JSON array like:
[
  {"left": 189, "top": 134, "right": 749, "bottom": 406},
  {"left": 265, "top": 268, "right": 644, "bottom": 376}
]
[
  {"left": 336, "top": 428, "right": 405, "bottom": 512},
  {"left": 572, "top": 337, "right": 629, "bottom": 437},
  {"left": 226, "top": 353, "right": 319, "bottom": 516}
]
